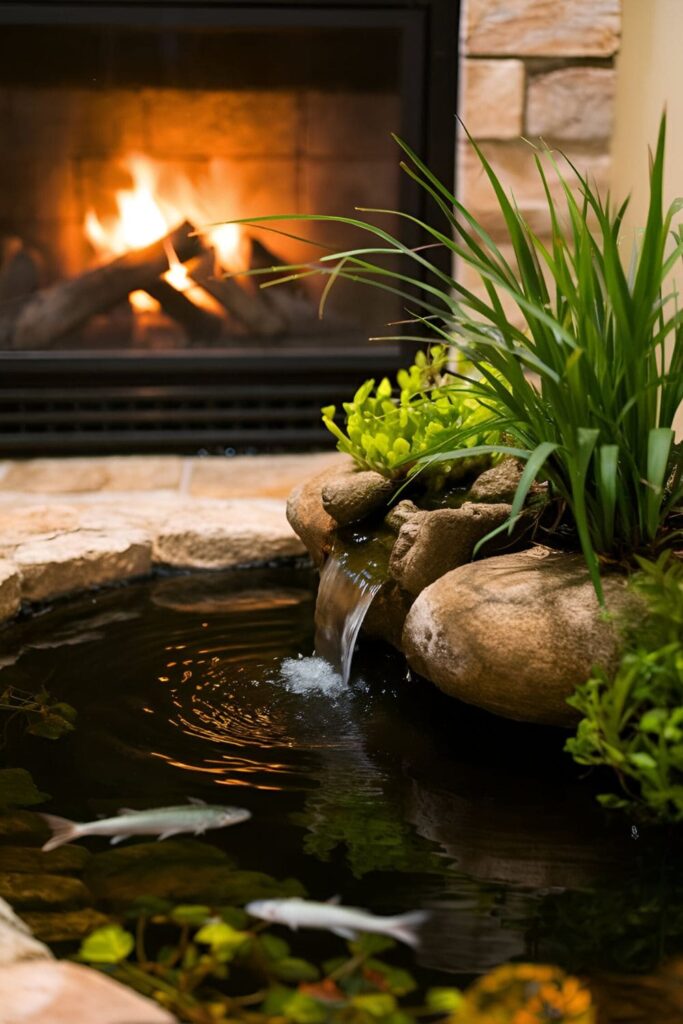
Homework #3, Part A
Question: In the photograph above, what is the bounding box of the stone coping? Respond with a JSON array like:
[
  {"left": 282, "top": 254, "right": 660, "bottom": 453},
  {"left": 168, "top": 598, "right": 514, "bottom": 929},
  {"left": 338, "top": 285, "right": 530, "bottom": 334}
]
[{"left": 0, "top": 453, "right": 344, "bottom": 623}]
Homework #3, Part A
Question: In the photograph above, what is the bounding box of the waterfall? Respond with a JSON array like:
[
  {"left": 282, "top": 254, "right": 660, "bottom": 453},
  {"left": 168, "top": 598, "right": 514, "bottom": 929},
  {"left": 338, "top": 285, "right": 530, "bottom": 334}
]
[{"left": 313, "top": 534, "right": 389, "bottom": 685}]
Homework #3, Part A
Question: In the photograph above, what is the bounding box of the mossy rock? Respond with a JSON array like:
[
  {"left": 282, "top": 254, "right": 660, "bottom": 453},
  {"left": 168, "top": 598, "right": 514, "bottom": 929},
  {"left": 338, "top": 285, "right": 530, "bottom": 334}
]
[
  {"left": 0, "top": 872, "right": 91, "bottom": 911},
  {"left": 23, "top": 908, "right": 110, "bottom": 944},
  {"left": 0, "top": 845, "right": 89, "bottom": 874},
  {"left": 85, "top": 838, "right": 304, "bottom": 908},
  {"left": 0, "top": 810, "right": 49, "bottom": 846}
]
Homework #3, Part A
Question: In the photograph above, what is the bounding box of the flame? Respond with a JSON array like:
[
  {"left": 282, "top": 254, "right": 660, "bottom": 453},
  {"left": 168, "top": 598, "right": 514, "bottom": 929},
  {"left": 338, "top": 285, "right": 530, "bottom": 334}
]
[{"left": 84, "top": 154, "right": 244, "bottom": 310}]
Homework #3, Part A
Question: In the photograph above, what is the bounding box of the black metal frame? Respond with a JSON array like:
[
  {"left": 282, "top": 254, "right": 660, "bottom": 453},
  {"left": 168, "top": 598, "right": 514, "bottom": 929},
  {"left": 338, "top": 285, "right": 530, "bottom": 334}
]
[{"left": 0, "top": 0, "right": 460, "bottom": 454}]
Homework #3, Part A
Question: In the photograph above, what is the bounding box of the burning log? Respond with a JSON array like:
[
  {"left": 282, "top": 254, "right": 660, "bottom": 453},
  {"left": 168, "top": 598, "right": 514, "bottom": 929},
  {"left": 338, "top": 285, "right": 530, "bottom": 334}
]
[
  {"left": 2, "top": 221, "right": 203, "bottom": 350},
  {"left": 249, "top": 237, "right": 350, "bottom": 336},
  {"left": 188, "top": 252, "right": 286, "bottom": 339},
  {"left": 144, "top": 278, "right": 223, "bottom": 342}
]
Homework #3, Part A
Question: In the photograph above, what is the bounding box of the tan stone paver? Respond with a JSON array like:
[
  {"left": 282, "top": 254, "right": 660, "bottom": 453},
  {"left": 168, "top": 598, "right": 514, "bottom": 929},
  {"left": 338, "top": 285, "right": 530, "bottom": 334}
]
[
  {"left": 0, "top": 452, "right": 331, "bottom": 615},
  {"left": 187, "top": 451, "right": 345, "bottom": 498}
]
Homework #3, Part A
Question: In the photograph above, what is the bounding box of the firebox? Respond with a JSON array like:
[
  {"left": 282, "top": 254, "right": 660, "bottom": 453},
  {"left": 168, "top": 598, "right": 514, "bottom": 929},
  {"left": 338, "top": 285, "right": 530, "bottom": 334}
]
[{"left": 0, "top": 1, "right": 458, "bottom": 454}]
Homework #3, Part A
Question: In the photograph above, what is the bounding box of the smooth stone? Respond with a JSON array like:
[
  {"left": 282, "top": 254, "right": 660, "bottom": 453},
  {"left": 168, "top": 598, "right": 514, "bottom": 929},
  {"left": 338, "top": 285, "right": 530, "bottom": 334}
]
[
  {"left": 462, "top": 58, "right": 525, "bottom": 139},
  {"left": 321, "top": 467, "right": 395, "bottom": 526},
  {"left": 22, "top": 908, "right": 109, "bottom": 944},
  {"left": 402, "top": 547, "right": 639, "bottom": 727},
  {"left": 0, "top": 873, "right": 91, "bottom": 912},
  {"left": 526, "top": 66, "right": 616, "bottom": 141},
  {"left": 286, "top": 459, "right": 355, "bottom": 566},
  {"left": 0, "top": 960, "right": 176, "bottom": 1023},
  {"left": 13, "top": 530, "right": 152, "bottom": 602},
  {"left": 0, "top": 561, "right": 21, "bottom": 623},
  {"left": 389, "top": 502, "right": 518, "bottom": 596},
  {"left": 0, "top": 897, "right": 51, "bottom": 966},
  {"left": 467, "top": 458, "right": 525, "bottom": 504},
  {"left": 153, "top": 499, "right": 304, "bottom": 569}
]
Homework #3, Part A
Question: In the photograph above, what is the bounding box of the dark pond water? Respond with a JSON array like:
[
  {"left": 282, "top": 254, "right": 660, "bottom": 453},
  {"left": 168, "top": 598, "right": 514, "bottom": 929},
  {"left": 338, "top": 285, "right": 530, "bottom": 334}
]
[{"left": 0, "top": 567, "right": 681, "bottom": 998}]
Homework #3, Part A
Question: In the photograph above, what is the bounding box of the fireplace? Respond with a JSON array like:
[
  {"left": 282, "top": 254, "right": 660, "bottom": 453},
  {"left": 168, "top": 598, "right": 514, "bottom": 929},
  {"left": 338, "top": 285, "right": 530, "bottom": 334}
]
[{"left": 0, "top": 1, "right": 458, "bottom": 453}]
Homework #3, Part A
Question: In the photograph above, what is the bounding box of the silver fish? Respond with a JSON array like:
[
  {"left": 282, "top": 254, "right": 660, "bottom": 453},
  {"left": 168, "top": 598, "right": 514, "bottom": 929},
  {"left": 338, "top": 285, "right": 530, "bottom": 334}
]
[
  {"left": 245, "top": 897, "right": 428, "bottom": 948},
  {"left": 40, "top": 798, "right": 250, "bottom": 852}
]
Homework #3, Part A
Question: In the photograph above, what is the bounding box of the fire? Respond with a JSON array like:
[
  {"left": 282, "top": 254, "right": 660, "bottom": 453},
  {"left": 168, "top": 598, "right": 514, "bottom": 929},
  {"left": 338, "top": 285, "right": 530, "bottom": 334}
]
[{"left": 84, "top": 154, "right": 245, "bottom": 313}]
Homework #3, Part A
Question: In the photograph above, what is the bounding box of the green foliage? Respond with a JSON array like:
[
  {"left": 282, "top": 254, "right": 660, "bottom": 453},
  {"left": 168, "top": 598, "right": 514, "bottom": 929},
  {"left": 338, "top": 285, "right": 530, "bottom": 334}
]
[
  {"left": 566, "top": 553, "right": 683, "bottom": 821},
  {"left": 78, "top": 903, "right": 596, "bottom": 1024},
  {"left": 76, "top": 903, "right": 434, "bottom": 1024},
  {"left": 243, "top": 115, "right": 682, "bottom": 601},
  {"left": 79, "top": 924, "right": 134, "bottom": 964},
  {"left": 322, "top": 345, "right": 499, "bottom": 484}
]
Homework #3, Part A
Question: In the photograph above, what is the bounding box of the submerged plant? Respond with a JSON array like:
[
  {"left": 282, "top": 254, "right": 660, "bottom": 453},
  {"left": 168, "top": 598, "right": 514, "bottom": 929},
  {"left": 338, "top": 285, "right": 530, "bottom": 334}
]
[
  {"left": 242, "top": 115, "right": 682, "bottom": 600},
  {"left": 0, "top": 685, "right": 76, "bottom": 742},
  {"left": 322, "top": 345, "right": 499, "bottom": 485},
  {"left": 566, "top": 552, "right": 683, "bottom": 821},
  {"left": 78, "top": 907, "right": 595, "bottom": 1024}
]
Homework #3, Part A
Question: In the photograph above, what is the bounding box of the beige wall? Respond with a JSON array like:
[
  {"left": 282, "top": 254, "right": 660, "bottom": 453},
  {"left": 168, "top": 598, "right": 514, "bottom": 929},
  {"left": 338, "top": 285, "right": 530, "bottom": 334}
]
[
  {"left": 612, "top": 0, "right": 683, "bottom": 234},
  {"left": 612, "top": 0, "right": 683, "bottom": 437}
]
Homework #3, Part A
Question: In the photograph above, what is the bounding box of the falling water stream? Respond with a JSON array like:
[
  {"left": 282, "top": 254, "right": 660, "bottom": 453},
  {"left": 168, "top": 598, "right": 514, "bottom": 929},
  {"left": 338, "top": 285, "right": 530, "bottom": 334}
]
[{"left": 313, "top": 533, "right": 391, "bottom": 684}]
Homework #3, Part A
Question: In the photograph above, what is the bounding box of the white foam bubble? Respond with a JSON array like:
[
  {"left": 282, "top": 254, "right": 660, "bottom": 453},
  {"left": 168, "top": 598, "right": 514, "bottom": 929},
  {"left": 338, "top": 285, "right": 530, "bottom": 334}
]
[{"left": 279, "top": 655, "right": 345, "bottom": 696}]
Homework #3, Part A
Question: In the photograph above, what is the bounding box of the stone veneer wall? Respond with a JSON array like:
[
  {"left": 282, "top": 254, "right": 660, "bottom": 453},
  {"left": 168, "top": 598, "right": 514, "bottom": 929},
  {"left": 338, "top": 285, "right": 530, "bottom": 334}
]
[{"left": 457, "top": 0, "right": 621, "bottom": 309}]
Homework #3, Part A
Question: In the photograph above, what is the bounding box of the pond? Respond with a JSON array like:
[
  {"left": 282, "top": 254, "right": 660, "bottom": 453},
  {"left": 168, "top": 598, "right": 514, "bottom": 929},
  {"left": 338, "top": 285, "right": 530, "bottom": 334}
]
[{"left": 0, "top": 567, "right": 681, "bottom": 1016}]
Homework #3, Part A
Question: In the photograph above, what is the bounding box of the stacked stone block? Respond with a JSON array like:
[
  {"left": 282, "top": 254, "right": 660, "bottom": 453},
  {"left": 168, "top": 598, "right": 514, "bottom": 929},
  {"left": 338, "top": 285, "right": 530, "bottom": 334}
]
[{"left": 457, "top": 0, "right": 621, "bottom": 311}]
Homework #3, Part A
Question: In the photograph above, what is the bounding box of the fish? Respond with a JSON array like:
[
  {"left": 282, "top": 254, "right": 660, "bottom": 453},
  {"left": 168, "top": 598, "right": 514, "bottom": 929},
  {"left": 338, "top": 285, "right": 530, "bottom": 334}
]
[
  {"left": 245, "top": 897, "right": 428, "bottom": 948},
  {"left": 40, "top": 798, "right": 251, "bottom": 852}
]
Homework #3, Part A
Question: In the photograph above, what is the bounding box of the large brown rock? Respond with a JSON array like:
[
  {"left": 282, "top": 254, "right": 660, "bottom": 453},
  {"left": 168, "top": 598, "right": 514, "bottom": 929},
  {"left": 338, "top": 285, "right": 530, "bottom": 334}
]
[
  {"left": 389, "top": 502, "right": 518, "bottom": 596},
  {"left": 286, "top": 460, "right": 355, "bottom": 566},
  {"left": 321, "top": 467, "right": 394, "bottom": 526},
  {"left": 402, "top": 547, "right": 639, "bottom": 727}
]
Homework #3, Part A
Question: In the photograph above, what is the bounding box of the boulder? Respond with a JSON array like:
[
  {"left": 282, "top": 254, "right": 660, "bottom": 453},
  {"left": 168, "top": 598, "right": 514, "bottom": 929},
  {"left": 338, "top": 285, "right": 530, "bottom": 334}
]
[
  {"left": 321, "top": 467, "right": 395, "bottom": 526},
  {"left": 389, "top": 502, "right": 519, "bottom": 596},
  {"left": 286, "top": 460, "right": 355, "bottom": 566},
  {"left": 402, "top": 547, "right": 639, "bottom": 727}
]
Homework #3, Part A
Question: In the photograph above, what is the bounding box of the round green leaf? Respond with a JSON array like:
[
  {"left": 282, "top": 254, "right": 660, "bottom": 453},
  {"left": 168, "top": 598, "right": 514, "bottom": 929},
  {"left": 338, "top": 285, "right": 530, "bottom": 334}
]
[{"left": 79, "top": 925, "right": 134, "bottom": 964}]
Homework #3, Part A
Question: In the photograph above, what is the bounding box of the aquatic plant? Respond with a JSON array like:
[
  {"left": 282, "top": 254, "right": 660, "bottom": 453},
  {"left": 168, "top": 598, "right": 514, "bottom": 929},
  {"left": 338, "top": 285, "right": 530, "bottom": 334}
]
[
  {"left": 0, "top": 686, "right": 76, "bottom": 744},
  {"left": 566, "top": 552, "right": 683, "bottom": 821},
  {"left": 322, "top": 345, "right": 499, "bottom": 485},
  {"left": 244, "top": 115, "right": 682, "bottom": 600},
  {"left": 78, "top": 908, "right": 595, "bottom": 1024}
]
